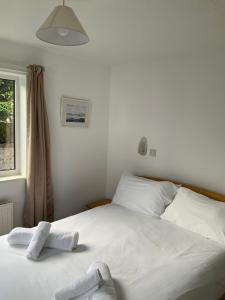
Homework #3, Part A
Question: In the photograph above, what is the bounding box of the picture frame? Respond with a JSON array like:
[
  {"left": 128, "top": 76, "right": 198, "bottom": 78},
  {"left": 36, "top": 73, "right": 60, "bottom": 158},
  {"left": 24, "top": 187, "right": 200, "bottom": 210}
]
[{"left": 61, "top": 96, "right": 90, "bottom": 127}]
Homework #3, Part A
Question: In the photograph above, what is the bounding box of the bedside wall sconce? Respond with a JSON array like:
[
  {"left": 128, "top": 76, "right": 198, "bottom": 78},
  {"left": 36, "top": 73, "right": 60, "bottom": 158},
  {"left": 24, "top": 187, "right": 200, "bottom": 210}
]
[{"left": 138, "top": 137, "right": 148, "bottom": 156}]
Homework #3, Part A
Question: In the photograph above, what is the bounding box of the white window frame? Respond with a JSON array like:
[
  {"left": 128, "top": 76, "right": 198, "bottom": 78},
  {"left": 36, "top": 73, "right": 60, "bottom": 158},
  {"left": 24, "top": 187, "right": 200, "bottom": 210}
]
[{"left": 0, "top": 70, "right": 25, "bottom": 177}]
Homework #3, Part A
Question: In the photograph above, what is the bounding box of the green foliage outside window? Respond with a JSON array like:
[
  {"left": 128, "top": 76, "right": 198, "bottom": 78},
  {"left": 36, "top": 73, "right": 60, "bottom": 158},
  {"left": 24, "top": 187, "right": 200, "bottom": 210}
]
[
  {"left": 0, "top": 79, "right": 14, "bottom": 121},
  {"left": 0, "top": 123, "right": 7, "bottom": 144},
  {"left": 0, "top": 79, "right": 14, "bottom": 144}
]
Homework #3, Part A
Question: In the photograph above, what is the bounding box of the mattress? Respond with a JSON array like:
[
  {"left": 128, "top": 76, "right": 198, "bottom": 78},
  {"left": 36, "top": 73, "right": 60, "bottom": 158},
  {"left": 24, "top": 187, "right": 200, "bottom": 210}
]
[{"left": 1, "top": 204, "right": 225, "bottom": 300}]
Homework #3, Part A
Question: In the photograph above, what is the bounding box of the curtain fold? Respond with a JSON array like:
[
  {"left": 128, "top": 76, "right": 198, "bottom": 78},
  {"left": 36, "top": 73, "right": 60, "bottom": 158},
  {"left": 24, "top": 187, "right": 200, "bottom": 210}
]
[{"left": 23, "top": 65, "right": 54, "bottom": 227}]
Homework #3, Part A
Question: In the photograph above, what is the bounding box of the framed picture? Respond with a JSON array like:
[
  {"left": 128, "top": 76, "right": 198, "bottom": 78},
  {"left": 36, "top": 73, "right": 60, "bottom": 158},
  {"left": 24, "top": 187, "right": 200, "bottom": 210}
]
[{"left": 61, "top": 97, "right": 90, "bottom": 127}]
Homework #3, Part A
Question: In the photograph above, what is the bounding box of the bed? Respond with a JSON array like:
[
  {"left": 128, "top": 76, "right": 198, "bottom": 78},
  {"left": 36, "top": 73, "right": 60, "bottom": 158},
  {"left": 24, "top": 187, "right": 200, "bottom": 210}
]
[{"left": 1, "top": 176, "right": 225, "bottom": 300}]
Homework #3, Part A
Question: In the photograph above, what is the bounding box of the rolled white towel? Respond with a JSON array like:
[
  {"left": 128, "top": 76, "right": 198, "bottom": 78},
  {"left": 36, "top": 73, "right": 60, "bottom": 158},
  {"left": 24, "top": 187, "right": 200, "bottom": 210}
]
[
  {"left": 26, "top": 221, "right": 51, "bottom": 260},
  {"left": 55, "top": 268, "right": 103, "bottom": 300},
  {"left": 87, "top": 262, "right": 117, "bottom": 300},
  {"left": 47, "top": 231, "right": 79, "bottom": 251},
  {"left": 8, "top": 227, "right": 79, "bottom": 251}
]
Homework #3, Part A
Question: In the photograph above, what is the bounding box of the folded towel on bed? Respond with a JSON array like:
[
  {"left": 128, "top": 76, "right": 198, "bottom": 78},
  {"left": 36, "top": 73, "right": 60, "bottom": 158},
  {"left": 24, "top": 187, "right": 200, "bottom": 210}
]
[
  {"left": 8, "top": 227, "right": 79, "bottom": 251},
  {"left": 87, "top": 262, "right": 117, "bottom": 300},
  {"left": 55, "top": 268, "right": 103, "bottom": 300},
  {"left": 26, "top": 221, "right": 51, "bottom": 260},
  {"left": 47, "top": 231, "right": 79, "bottom": 251}
]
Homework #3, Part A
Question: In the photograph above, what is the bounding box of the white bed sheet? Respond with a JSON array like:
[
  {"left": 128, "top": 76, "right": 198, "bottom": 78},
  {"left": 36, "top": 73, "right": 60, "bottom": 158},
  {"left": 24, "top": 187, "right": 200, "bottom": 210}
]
[{"left": 1, "top": 204, "right": 225, "bottom": 300}]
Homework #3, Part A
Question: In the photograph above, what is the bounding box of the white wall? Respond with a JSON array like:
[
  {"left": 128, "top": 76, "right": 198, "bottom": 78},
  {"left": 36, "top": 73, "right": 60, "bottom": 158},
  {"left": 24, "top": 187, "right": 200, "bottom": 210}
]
[
  {"left": 106, "top": 53, "right": 225, "bottom": 198},
  {"left": 0, "top": 39, "right": 110, "bottom": 225},
  {"left": 2, "top": 38, "right": 225, "bottom": 226}
]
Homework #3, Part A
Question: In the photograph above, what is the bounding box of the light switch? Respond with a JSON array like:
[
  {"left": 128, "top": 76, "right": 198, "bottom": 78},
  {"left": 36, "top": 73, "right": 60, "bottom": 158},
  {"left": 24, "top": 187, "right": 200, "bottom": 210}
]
[{"left": 150, "top": 149, "right": 157, "bottom": 157}]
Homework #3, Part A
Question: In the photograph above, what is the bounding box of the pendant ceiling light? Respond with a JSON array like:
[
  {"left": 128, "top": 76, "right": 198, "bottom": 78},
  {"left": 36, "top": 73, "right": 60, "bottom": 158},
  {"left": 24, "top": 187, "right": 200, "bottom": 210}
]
[{"left": 36, "top": 0, "right": 89, "bottom": 46}]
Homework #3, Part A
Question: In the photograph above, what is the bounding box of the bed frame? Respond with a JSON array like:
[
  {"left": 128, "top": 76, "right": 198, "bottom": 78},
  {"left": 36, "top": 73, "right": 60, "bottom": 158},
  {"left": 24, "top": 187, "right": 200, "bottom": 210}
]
[
  {"left": 143, "top": 176, "right": 225, "bottom": 203},
  {"left": 144, "top": 176, "right": 225, "bottom": 300},
  {"left": 95, "top": 176, "right": 225, "bottom": 299}
]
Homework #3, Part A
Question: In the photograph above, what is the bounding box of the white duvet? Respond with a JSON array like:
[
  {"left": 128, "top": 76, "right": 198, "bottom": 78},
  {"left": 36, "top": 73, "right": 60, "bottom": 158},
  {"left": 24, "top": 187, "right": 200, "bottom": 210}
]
[{"left": 1, "top": 204, "right": 225, "bottom": 300}]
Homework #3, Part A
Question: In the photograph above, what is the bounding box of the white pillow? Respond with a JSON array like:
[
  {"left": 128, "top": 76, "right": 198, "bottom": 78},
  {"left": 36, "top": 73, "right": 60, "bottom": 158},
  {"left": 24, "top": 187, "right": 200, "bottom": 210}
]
[
  {"left": 161, "top": 187, "right": 225, "bottom": 245},
  {"left": 112, "top": 175, "right": 178, "bottom": 216}
]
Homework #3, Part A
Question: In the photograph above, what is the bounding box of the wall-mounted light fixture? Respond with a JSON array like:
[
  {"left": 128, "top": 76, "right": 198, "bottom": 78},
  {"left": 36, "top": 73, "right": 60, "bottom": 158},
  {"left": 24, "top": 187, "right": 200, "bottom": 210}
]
[{"left": 138, "top": 137, "right": 148, "bottom": 156}]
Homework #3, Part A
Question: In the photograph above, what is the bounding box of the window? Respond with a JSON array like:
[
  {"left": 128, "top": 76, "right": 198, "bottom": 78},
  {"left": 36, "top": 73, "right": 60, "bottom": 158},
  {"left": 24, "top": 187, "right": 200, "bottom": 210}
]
[{"left": 0, "top": 69, "right": 26, "bottom": 177}]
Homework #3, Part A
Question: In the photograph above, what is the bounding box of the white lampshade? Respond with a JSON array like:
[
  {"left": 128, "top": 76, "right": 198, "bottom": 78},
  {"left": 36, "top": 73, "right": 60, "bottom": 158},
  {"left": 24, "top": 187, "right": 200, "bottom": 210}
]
[{"left": 36, "top": 4, "right": 89, "bottom": 46}]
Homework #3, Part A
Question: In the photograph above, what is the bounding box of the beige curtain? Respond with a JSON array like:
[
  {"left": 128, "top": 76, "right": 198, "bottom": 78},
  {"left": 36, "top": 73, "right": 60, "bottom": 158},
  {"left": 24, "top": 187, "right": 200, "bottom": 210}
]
[{"left": 23, "top": 65, "right": 54, "bottom": 227}]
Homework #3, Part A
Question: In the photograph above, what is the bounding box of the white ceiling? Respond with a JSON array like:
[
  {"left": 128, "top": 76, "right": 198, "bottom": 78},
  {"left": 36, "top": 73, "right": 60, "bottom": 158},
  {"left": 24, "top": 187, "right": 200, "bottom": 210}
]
[{"left": 1, "top": 0, "right": 225, "bottom": 65}]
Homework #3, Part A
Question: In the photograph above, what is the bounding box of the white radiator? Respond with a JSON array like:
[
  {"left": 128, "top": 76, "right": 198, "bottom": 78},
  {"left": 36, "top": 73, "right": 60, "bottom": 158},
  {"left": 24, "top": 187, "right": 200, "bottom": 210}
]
[{"left": 0, "top": 201, "right": 13, "bottom": 235}]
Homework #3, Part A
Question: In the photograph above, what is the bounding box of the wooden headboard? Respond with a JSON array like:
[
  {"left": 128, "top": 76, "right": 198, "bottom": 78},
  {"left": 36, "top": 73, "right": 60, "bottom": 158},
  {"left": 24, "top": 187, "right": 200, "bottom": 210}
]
[
  {"left": 93, "top": 176, "right": 225, "bottom": 209},
  {"left": 143, "top": 176, "right": 225, "bottom": 203}
]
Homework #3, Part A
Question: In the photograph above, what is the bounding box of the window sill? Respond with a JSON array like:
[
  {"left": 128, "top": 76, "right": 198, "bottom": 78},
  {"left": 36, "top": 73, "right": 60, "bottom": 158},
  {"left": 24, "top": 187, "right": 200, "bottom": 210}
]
[{"left": 0, "top": 175, "right": 26, "bottom": 183}]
